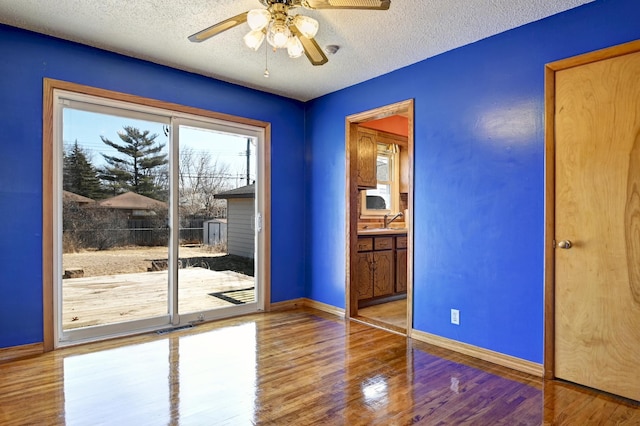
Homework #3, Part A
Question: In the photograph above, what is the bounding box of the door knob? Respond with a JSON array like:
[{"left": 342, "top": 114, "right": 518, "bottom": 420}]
[{"left": 557, "top": 240, "right": 572, "bottom": 249}]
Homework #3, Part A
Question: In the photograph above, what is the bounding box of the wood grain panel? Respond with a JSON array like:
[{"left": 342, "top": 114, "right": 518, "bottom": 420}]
[
  {"left": 373, "top": 251, "right": 394, "bottom": 297},
  {"left": 374, "top": 236, "right": 393, "bottom": 250},
  {"left": 396, "top": 236, "right": 407, "bottom": 249},
  {"left": 356, "top": 127, "right": 377, "bottom": 188},
  {"left": 626, "top": 132, "right": 640, "bottom": 303},
  {"left": 554, "top": 50, "right": 640, "bottom": 401},
  {"left": 355, "top": 252, "right": 373, "bottom": 299},
  {"left": 396, "top": 249, "right": 407, "bottom": 293},
  {"left": 543, "top": 63, "right": 557, "bottom": 379},
  {"left": 357, "top": 237, "right": 373, "bottom": 252}
]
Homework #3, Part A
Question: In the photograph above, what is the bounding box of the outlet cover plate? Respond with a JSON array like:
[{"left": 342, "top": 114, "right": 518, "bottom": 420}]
[{"left": 451, "top": 309, "right": 460, "bottom": 325}]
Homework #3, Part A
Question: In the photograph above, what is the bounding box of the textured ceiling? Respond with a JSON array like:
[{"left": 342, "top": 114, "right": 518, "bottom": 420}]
[{"left": 0, "top": 0, "right": 593, "bottom": 101}]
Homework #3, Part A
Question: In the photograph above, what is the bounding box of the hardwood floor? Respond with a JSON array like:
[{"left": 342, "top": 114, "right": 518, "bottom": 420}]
[
  {"left": 357, "top": 299, "right": 407, "bottom": 333},
  {"left": 0, "top": 308, "right": 638, "bottom": 425}
]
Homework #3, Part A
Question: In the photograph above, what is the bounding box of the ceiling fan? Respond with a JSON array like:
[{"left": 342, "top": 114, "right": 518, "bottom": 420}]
[{"left": 188, "top": 0, "right": 391, "bottom": 66}]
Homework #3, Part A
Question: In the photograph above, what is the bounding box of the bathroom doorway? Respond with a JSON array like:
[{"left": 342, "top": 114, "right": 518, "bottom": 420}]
[{"left": 345, "top": 100, "right": 414, "bottom": 334}]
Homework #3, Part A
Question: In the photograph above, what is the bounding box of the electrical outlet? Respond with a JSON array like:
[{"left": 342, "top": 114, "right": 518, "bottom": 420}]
[{"left": 451, "top": 309, "right": 460, "bottom": 325}]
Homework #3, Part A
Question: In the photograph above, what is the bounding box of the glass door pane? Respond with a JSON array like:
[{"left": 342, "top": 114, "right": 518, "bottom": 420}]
[
  {"left": 60, "top": 107, "right": 171, "bottom": 337},
  {"left": 176, "top": 124, "right": 257, "bottom": 317}
]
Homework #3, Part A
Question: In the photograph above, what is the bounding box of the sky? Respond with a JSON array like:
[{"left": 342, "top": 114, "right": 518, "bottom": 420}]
[{"left": 63, "top": 108, "right": 257, "bottom": 189}]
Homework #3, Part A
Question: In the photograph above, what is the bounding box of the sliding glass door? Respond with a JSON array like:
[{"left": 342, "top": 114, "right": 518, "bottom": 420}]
[
  {"left": 174, "top": 119, "right": 259, "bottom": 324},
  {"left": 53, "top": 90, "right": 265, "bottom": 346}
]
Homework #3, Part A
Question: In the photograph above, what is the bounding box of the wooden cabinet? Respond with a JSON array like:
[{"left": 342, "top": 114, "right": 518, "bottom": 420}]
[
  {"left": 396, "top": 236, "right": 407, "bottom": 293},
  {"left": 355, "top": 252, "right": 374, "bottom": 299},
  {"left": 356, "top": 234, "right": 407, "bottom": 306},
  {"left": 373, "top": 250, "right": 394, "bottom": 297},
  {"left": 357, "top": 127, "right": 409, "bottom": 191},
  {"left": 356, "top": 127, "right": 377, "bottom": 189},
  {"left": 395, "top": 249, "right": 407, "bottom": 293},
  {"left": 399, "top": 145, "right": 410, "bottom": 193}
]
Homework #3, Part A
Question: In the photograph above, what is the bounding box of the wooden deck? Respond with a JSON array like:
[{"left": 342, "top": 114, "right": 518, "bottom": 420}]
[
  {"left": 1, "top": 308, "right": 638, "bottom": 424},
  {"left": 63, "top": 267, "right": 254, "bottom": 329}
]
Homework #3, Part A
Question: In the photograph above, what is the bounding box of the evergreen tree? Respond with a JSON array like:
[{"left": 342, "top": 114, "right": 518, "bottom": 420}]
[
  {"left": 99, "top": 126, "right": 168, "bottom": 199},
  {"left": 63, "top": 141, "right": 103, "bottom": 199}
]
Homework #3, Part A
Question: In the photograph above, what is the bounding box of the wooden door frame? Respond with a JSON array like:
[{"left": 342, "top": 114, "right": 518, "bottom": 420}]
[
  {"left": 345, "top": 99, "right": 415, "bottom": 333},
  {"left": 42, "top": 78, "right": 272, "bottom": 351},
  {"left": 543, "top": 39, "right": 640, "bottom": 379}
]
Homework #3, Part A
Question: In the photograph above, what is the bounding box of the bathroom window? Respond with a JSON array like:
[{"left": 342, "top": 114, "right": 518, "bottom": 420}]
[{"left": 361, "top": 144, "right": 399, "bottom": 216}]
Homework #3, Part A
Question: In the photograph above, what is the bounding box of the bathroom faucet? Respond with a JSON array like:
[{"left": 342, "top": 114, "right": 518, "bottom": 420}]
[{"left": 383, "top": 212, "right": 404, "bottom": 228}]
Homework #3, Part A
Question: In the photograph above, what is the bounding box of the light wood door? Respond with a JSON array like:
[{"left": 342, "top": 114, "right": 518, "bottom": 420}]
[{"left": 554, "top": 50, "right": 640, "bottom": 401}]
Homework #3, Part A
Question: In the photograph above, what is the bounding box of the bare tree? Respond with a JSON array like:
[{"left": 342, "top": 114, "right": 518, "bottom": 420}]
[{"left": 179, "top": 147, "right": 231, "bottom": 219}]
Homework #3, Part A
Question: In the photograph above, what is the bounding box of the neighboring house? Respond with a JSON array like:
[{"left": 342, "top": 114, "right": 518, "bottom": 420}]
[
  {"left": 214, "top": 184, "right": 255, "bottom": 259},
  {"left": 97, "top": 191, "right": 167, "bottom": 217},
  {"left": 97, "top": 191, "right": 168, "bottom": 246},
  {"left": 63, "top": 190, "right": 95, "bottom": 206}
]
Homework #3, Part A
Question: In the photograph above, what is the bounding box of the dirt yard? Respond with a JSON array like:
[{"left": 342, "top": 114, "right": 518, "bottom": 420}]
[{"left": 63, "top": 245, "right": 254, "bottom": 277}]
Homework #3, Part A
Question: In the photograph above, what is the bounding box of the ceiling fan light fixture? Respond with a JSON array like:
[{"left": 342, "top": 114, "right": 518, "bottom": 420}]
[
  {"left": 247, "top": 9, "right": 271, "bottom": 31},
  {"left": 266, "top": 21, "right": 291, "bottom": 49},
  {"left": 292, "top": 15, "right": 319, "bottom": 39},
  {"left": 244, "top": 30, "right": 265, "bottom": 51},
  {"left": 287, "top": 36, "right": 304, "bottom": 58}
]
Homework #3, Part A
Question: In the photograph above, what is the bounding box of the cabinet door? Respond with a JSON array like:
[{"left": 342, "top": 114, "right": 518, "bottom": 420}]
[
  {"left": 396, "top": 249, "right": 407, "bottom": 293},
  {"left": 399, "top": 146, "right": 410, "bottom": 193},
  {"left": 373, "top": 251, "right": 394, "bottom": 297},
  {"left": 355, "top": 252, "right": 373, "bottom": 300},
  {"left": 357, "top": 128, "right": 377, "bottom": 189}
]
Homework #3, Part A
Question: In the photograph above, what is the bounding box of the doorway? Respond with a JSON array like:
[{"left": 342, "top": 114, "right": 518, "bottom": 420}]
[
  {"left": 43, "top": 80, "right": 270, "bottom": 348},
  {"left": 345, "top": 100, "right": 414, "bottom": 334},
  {"left": 545, "top": 40, "right": 640, "bottom": 401}
]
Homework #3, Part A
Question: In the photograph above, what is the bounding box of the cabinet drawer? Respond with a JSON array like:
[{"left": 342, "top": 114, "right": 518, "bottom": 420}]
[
  {"left": 374, "top": 237, "right": 393, "bottom": 250},
  {"left": 357, "top": 238, "right": 373, "bottom": 252},
  {"left": 396, "top": 236, "right": 407, "bottom": 249}
]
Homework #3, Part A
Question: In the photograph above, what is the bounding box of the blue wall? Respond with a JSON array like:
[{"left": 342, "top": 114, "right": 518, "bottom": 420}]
[
  {"left": 2, "top": 0, "right": 639, "bottom": 363},
  {"left": 305, "top": 0, "right": 640, "bottom": 363},
  {"left": 0, "top": 25, "right": 306, "bottom": 348}
]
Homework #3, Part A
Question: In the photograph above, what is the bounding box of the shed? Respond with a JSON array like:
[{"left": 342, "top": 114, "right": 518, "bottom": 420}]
[
  {"left": 203, "top": 218, "right": 227, "bottom": 246},
  {"left": 214, "top": 184, "right": 255, "bottom": 259}
]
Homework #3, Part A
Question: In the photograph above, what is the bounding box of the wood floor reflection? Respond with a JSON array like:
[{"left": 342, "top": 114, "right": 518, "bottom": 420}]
[
  {"left": 357, "top": 299, "right": 407, "bottom": 333},
  {"left": 0, "top": 308, "right": 638, "bottom": 425}
]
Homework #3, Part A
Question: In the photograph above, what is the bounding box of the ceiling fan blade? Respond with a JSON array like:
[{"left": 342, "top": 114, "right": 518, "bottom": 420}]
[
  {"left": 290, "top": 26, "right": 328, "bottom": 66},
  {"left": 302, "top": 0, "right": 390, "bottom": 10},
  {"left": 188, "top": 12, "right": 249, "bottom": 42}
]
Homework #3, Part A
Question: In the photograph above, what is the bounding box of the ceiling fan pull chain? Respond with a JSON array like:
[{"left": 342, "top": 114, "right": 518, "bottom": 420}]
[{"left": 264, "top": 41, "right": 270, "bottom": 78}]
